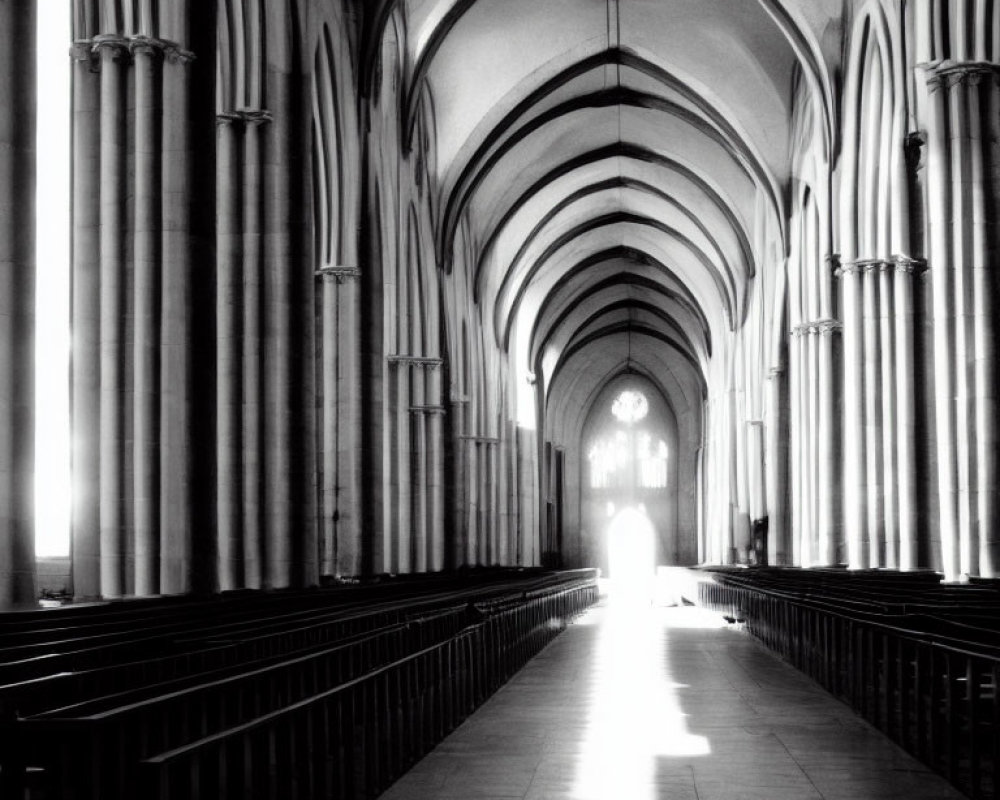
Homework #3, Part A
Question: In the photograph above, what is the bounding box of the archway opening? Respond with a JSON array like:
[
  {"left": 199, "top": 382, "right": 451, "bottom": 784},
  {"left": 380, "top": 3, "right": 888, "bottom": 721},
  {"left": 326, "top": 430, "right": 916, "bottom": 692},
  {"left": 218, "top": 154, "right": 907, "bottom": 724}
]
[{"left": 606, "top": 505, "right": 655, "bottom": 603}]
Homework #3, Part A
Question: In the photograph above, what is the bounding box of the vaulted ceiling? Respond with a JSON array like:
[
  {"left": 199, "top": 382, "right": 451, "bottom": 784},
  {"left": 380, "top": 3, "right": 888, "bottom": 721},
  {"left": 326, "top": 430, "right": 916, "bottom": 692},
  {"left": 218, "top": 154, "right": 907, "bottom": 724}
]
[{"left": 369, "top": 0, "right": 842, "bottom": 428}]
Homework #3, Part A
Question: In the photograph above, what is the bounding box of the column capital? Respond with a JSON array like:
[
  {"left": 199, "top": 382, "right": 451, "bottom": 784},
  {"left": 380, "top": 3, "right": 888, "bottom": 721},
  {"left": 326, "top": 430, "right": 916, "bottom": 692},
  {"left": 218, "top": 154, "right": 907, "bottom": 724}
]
[
  {"left": 129, "top": 35, "right": 169, "bottom": 59},
  {"left": 314, "top": 265, "right": 360, "bottom": 282},
  {"left": 767, "top": 367, "right": 785, "bottom": 379},
  {"left": 90, "top": 34, "right": 131, "bottom": 62},
  {"left": 410, "top": 405, "right": 448, "bottom": 415},
  {"left": 836, "top": 257, "right": 887, "bottom": 276},
  {"left": 219, "top": 108, "right": 273, "bottom": 126},
  {"left": 458, "top": 435, "right": 499, "bottom": 444},
  {"left": 387, "top": 355, "right": 445, "bottom": 369},
  {"left": 920, "top": 59, "right": 1000, "bottom": 91},
  {"left": 162, "top": 40, "right": 196, "bottom": 64},
  {"left": 791, "top": 318, "right": 842, "bottom": 337},
  {"left": 889, "top": 254, "right": 927, "bottom": 274}
]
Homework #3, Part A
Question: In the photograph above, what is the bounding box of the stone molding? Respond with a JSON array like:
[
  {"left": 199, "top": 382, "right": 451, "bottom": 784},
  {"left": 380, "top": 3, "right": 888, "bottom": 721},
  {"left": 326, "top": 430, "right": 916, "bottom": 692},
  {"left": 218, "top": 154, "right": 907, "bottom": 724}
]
[
  {"left": 387, "top": 355, "right": 444, "bottom": 369},
  {"left": 921, "top": 59, "right": 1000, "bottom": 91},
  {"left": 78, "top": 34, "right": 195, "bottom": 66},
  {"left": 218, "top": 109, "right": 273, "bottom": 126},
  {"left": 835, "top": 255, "right": 926, "bottom": 276},
  {"left": 409, "top": 405, "right": 447, "bottom": 415},
  {"left": 314, "top": 265, "right": 360, "bottom": 283},
  {"left": 458, "top": 435, "right": 500, "bottom": 444},
  {"left": 791, "top": 319, "right": 842, "bottom": 338}
]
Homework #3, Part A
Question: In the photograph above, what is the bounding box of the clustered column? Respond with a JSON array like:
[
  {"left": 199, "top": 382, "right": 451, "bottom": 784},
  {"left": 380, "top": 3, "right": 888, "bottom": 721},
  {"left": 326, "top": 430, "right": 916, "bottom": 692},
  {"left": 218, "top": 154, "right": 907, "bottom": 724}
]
[
  {"left": 315, "top": 265, "right": 363, "bottom": 579},
  {"left": 0, "top": 0, "right": 37, "bottom": 606},
  {"left": 789, "top": 320, "right": 840, "bottom": 565},
  {"left": 837, "top": 257, "right": 921, "bottom": 571},
  {"left": 923, "top": 62, "right": 1000, "bottom": 579}
]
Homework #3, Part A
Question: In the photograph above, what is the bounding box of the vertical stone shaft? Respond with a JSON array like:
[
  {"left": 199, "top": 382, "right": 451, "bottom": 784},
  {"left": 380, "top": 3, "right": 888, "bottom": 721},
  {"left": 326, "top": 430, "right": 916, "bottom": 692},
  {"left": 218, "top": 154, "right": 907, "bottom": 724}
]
[
  {"left": 841, "top": 266, "right": 866, "bottom": 567},
  {"left": 71, "top": 40, "right": 102, "bottom": 599},
  {"left": 817, "top": 326, "right": 837, "bottom": 564},
  {"left": 395, "top": 363, "right": 411, "bottom": 572},
  {"left": 0, "top": 0, "right": 37, "bottom": 606},
  {"left": 926, "top": 72, "right": 959, "bottom": 580},
  {"left": 97, "top": 40, "right": 127, "bottom": 598},
  {"left": 242, "top": 119, "right": 264, "bottom": 588},
  {"left": 950, "top": 76, "right": 977, "bottom": 576},
  {"left": 320, "top": 272, "right": 337, "bottom": 576},
  {"left": 862, "top": 266, "right": 882, "bottom": 566},
  {"left": 426, "top": 369, "right": 445, "bottom": 571},
  {"left": 452, "top": 398, "right": 468, "bottom": 567},
  {"left": 411, "top": 366, "right": 428, "bottom": 572},
  {"left": 264, "top": 74, "right": 293, "bottom": 588},
  {"left": 895, "top": 263, "right": 918, "bottom": 570},
  {"left": 879, "top": 265, "right": 898, "bottom": 568},
  {"left": 788, "top": 334, "right": 801, "bottom": 565},
  {"left": 972, "top": 74, "right": 997, "bottom": 576},
  {"left": 217, "top": 117, "right": 243, "bottom": 590},
  {"left": 133, "top": 41, "right": 161, "bottom": 596},
  {"left": 978, "top": 75, "right": 1000, "bottom": 575},
  {"left": 337, "top": 273, "right": 362, "bottom": 576},
  {"left": 159, "top": 31, "right": 194, "bottom": 594}
]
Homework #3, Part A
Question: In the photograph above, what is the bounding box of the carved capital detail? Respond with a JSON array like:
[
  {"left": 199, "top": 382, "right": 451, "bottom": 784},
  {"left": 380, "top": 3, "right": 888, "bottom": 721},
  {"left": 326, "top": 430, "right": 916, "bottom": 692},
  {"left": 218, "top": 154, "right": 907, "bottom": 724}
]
[
  {"left": 791, "top": 318, "right": 842, "bottom": 337},
  {"left": 889, "top": 254, "right": 927, "bottom": 274},
  {"left": 129, "top": 35, "right": 168, "bottom": 59},
  {"left": 314, "top": 265, "right": 360, "bottom": 283},
  {"left": 387, "top": 355, "right": 445, "bottom": 369},
  {"left": 410, "top": 405, "right": 448, "bottom": 415},
  {"left": 90, "top": 34, "right": 131, "bottom": 63},
  {"left": 921, "top": 59, "right": 1000, "bottom": 91}
]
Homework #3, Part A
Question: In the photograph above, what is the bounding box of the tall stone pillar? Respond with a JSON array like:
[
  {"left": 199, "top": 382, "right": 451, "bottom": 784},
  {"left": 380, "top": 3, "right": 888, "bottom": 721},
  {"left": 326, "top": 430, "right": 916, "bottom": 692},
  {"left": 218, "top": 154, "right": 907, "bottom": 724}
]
[
  {"left": 70, "top": 35, "right": 101, "bottom": 600},
  {"left": 217, "top": 114, "right": 244, "bottom": 590},
  {"left": 159, "top": 20, "right": 197, "bottom": 594},
  {"left": 425, "top": 368, "right": 445, "bottom": 571},
  {"left": 132, "top": 37, "right": 163, "bottom": 596},
  {"left": 0, "top": 0, "right": 37, "bottom": 606},
  {"left": 862, "top": 264, "right": 883, "bottom": 566},
  {"left": 336, "top": 266, "right": 362, "bottom": 576},
  {"left": 894, "top": 257, "right": 921, "bottom": 571},
  {"left": 95, "top": 35, "right": 129, "bottom": 598},
  {"left": 242, "top": 115, "right": 267, "bottom": 588},
  {"left": 839, "top": 261, "right": 867, "bottom": 567}
]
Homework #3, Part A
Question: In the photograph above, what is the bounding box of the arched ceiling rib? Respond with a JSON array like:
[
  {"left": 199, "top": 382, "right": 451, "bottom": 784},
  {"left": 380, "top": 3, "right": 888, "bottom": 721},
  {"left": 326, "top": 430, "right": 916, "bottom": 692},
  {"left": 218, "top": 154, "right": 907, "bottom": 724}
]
[{"left": 370, "top": 0, "right": 841, "bottom": 437}]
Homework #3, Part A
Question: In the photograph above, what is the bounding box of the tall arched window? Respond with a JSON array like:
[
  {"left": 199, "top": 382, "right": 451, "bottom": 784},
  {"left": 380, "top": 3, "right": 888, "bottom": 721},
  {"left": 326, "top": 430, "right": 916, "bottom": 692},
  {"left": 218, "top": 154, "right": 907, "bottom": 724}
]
[{"left": 588, "top": 390, "right": 668, "bottom": 491}]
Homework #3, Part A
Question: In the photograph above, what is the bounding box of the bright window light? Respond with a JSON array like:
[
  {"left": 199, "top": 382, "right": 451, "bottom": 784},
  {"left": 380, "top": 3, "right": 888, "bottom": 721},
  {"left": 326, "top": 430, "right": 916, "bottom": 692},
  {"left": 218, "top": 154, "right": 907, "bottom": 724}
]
[{"left": 34, "top": 9, "right": 71, "bottom": 557}]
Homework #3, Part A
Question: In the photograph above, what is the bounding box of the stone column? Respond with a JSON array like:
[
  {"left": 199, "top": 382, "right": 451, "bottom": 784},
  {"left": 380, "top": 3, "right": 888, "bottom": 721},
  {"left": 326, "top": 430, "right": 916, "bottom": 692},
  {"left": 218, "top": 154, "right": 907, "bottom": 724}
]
[
  {"left": 95, "top": 35, "right": 129, "bottom": 598},
  {"left": 862, "top": 264, "right": 883, "bottom": 566},
  {"left": 878, "top": 263, "right": 897, "bottom": 569},
  {"left": 765, "top": 368, "right": 789, "bottom": 566},
  {"left": 894, "top": 256, "right": 921, "bottom": 570},
  {"left": 817, "top": 320, "right": 841, "bottom": 565},
  {"left": 948, "top": 71, "right": 977, "bottom": 577},
  {"left": 839, "top": 261, "right": 867, "bottom": 568},
  {"left": 159, "top": 30, "right": 196, "bottom": 594},
  {"left": 217, "top": 113, "right": 244, "bottom": 590},
  {"left": 317, "top": 266, "right": 338, "bottom": 577},
  {"left": 70, "top": 37, "right": 101, "bottom": 599},
  {"left": 335, "top": 266, "right": 362, "bottom": 576},
  {"left": 132, "top": 37, "right": 163, "bottom": 596},
  {"left": 977, "top": 72, "right": 1000, "bottom": 576},
  {"left": 242, "top": 114, "right": 268, "bottom": 588},
  {"left": 924, "top": 65, "right": 960, "bottom": 579},
  {"left": 426, "top": 368, "right": 445, "bottom": 571},
  {"left": 412, "top": 407, "right": 428, "bottom": 572},
  {"left": 0, "top": 0, "right": 37, "bottom": 606},
  {"left": 263, "top": 72, "right": 294, "bottom": 589}
]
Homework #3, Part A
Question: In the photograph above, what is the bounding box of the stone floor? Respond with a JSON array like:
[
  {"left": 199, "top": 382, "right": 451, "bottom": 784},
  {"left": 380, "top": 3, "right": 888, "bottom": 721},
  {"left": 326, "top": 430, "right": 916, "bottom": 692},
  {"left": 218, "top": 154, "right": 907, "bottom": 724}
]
[{"left": 380, "top": 600, "right": 966, "bottom": 800}]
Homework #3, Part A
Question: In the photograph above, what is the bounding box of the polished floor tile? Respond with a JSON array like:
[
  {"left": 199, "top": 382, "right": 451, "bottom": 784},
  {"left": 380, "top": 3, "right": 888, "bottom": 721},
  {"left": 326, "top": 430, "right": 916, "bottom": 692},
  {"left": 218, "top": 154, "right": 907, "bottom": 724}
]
[{"left": 380, "top": 601, "right": 964, "bottom": 800}]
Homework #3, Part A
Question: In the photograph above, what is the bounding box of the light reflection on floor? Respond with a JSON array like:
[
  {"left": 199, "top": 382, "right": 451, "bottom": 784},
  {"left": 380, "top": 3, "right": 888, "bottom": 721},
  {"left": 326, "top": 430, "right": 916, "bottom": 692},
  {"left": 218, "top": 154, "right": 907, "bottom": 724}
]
[
  {"left": 570, "top": 601, "right": 715, "bottom": 799},
  {"left": 381, "top": 596, "right": 965, "bottom": 800}
]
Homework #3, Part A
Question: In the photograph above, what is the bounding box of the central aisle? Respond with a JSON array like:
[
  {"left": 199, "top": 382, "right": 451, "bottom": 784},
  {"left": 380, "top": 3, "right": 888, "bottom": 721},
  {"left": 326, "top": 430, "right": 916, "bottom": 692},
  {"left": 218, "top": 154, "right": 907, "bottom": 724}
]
[{"left": 381, "top": 600, "right": 963, "bottom": 800}]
